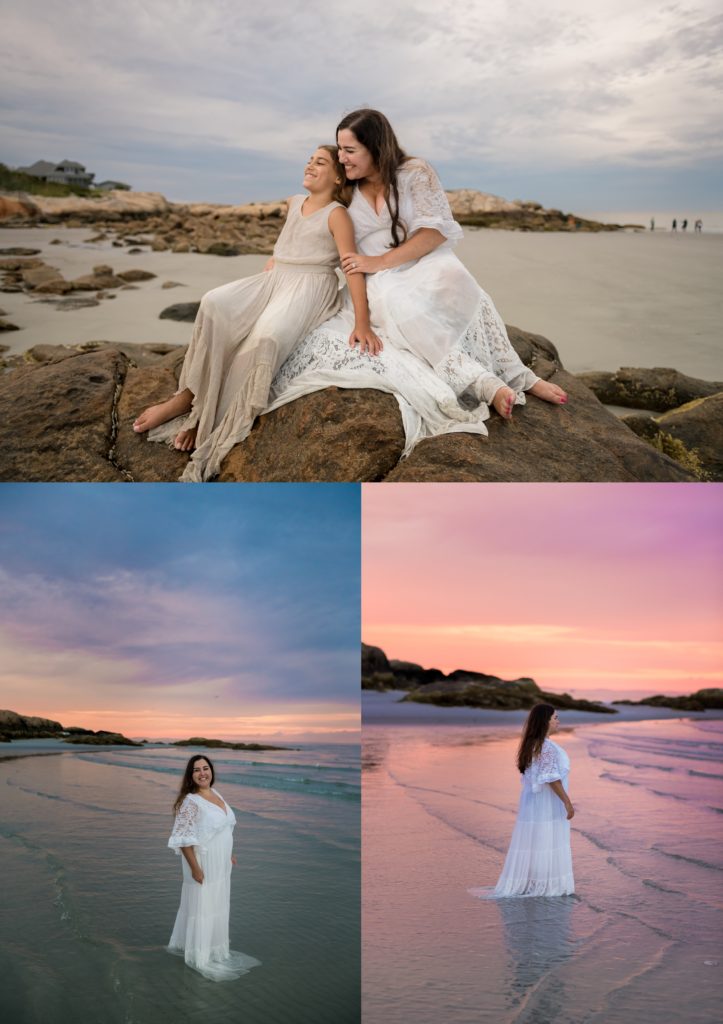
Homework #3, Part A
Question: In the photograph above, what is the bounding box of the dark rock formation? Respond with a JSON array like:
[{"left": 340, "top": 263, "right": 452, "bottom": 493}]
[
  {"left": 0, "top": 709, "right": 64, "bottom": 741},
  {"left": 0, "top": 709, "right": 140, "bottom": 744},
  {"left": 576, "top": 366, "right": 723, "bottom": 412},
  {"left": 613, "top": 689, "right": 723, "bottom": 712},
  {"left": 623, "top": 394, "right": 722, "bottom": 481},
  {"left": 172, "top": 737, "right": 292, "bottom": 750},
  {"left": 159, "top": 302, "right": 200, "bottom": 322},
  {"left": 360, "top": 647, "right": 616, "bottom": 712},
  {"left": 0, "top": 328, "right": 698, "bottom": 482}
]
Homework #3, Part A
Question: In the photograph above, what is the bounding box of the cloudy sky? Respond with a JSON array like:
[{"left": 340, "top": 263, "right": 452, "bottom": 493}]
[
  {"left": 2, "top": 0, "right": 721, "bottom": 208},
  {"left": 0, "top": 484, "right": 360, "bottom": 742},
  {"left": 363, "top": 484, "right": 723, "bottom": 700}
]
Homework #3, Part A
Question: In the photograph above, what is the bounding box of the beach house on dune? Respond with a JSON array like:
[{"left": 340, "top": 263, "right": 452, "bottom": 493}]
[{"left": 19, "top": 159, "right": 95, "bottom": 187}]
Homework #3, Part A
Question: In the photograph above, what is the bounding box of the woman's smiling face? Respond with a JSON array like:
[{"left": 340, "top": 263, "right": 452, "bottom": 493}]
[
  {"left": 192, "top": 759, "right": 212, "bottom": 789},
  {"left": 337, "top": 128, "right": 376, "bottom": 181}
]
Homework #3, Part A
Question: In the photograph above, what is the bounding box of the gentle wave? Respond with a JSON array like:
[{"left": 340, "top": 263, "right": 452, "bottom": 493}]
[{"left": 74, "top": 753, "right": 360, "bottom": 801}]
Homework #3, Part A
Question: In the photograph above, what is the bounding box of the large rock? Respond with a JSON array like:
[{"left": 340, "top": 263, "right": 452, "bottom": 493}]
[
  {"left": 218, "top": 388, "right": 406, "bottom": 482},
  {"left": 623, "top": 393, "right": 723, "bottom": 481},
  {"left": 0, "top": 348, "right": 127, "bottom": 481},
  {"left": 0, "top": 328, "right": 702, "bottom": 482},
  {"left": 160, "top": 302, "right": 200, "bottom": 322},
  {"left": 576, "top": 366, "right": 723, "bottom": 412}
]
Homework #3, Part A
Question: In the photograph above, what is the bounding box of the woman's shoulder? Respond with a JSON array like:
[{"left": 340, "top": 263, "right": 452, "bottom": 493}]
[{"left": 398, "top": 157, "right": 438, "bottom": 181}]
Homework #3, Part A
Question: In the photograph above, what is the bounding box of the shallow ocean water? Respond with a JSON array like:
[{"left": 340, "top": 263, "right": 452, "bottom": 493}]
[
  {"left": 363, "top": 714, "right": 723, "bottom": 1024},
  {"left": 0, "top": 742, "right": 360, "bottom": 1024}
]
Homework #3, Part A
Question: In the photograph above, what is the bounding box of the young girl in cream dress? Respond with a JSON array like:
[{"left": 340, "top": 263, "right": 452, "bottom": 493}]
[{"left": 133, "top": 146, "right": 380, "bottom": 481}]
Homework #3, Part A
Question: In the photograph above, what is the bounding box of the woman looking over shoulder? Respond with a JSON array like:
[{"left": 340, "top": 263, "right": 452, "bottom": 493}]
[
  {"left": 491, "top": 704, "right": 575, "bottom": 898},
  {"left": 167, "top": 754, "right": 261, "bottom": 980},
  {"left": 281, "top": 109, "right": 566, "bottom": 444}
]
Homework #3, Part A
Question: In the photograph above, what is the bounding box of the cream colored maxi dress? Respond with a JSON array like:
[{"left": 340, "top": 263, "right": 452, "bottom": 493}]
[
  {"left": 149, "top": 195, "right": 343, "bottom": 481},
  {"left": 265, "top": 158, "right": 540, "bottom": 454},
  {"left": 168, "top": 789, "right": 261, "bottom": 981}
]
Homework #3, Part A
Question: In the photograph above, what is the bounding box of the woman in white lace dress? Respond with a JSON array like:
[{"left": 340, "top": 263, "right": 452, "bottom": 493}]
[
  {"left": 267, "top": 109, "right": 567, "bottom": 453},
  {"left": 168, "top": 754, "right": 261, "bottom": 980},
  {"left": 492, "top": 704, "right": 575, "bottom": 897}
]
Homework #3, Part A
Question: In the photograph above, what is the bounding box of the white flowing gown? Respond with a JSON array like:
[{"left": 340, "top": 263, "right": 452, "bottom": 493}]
[
  {"left": 168, "top": 790, "right": 261, "bottom": 980},
  {"left": 493, "top": 739, "right": 575, "bottom": 897},
  {"left": 267, "top": 158, "right": 540, "bottom": 454}
]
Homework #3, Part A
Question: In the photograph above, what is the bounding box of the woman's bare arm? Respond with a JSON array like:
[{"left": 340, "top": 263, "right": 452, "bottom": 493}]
[
  {"left": 341, "top": 226, "right": 445, "bottom": 276},
  {"left": 180, "top": 845, "right": 204, "bottom": 883},
  {"left": 548, "top": 780, "right": 575, "bottom": 819}
]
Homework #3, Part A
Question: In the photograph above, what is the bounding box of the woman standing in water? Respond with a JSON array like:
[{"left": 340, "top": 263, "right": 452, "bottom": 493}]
[
  {"left": 492, "top": 704, "right": 575, "bottom": 897},
  {"left": 168, "top": 754, "right": 261, "bottom": 980}
]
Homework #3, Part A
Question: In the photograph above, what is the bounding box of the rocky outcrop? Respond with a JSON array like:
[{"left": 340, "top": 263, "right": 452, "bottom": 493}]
[
  {"left": 0, "top": 709, "right": 140, "bottom": 744},
  {"left": 576, "top": 367, "right": 723, "bottom": 412},
  {"left": 360, "top": 648, "right": 616, "bottom": 712},
  {"left": 172, "top": 737, "right": 291, "bottom": 750},
  {"left": 0, "top": 709, "right": 64, "bottom": 740},
  {"left": 613, "top": 689, "right": 723, "bottom": 712},
  {"left": 0, "top": 328, "right": 699, "bottom": 482},
  {"left": 578, "top": 366, "right": 723, "bottom": 481},
  {"left": 446, "top": 190, "right": 631, "bottom": 232},
  {"left": 1, "top": 257, "right": 157, "bottom": 300}
]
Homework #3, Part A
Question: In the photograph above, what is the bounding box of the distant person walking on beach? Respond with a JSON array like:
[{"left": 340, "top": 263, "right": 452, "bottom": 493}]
[
  {"left": 682, "top": 219, "right": 688, "bottom": 231},
  {"left": 133, "top": 146, "right": 378, "bottom": 481},
  {"left": 695, "top": 219, "right": 703, "bottom": 233},
  {"left": 650, "top": 217, "right": 655, "bottom": 231},
  {"left": 489, "top": 704, "right": 575, "bottom": 897},
  {"left": 672, "top": 218, "right": 677, "bottom": 231},
  {"left": 168, "top": 755, "right": 261, "bottom": 980}
]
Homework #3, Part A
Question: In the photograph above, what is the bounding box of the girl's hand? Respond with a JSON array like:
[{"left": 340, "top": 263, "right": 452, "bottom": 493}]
[
  {"left": 348, "top": 323, "right": 383, "bottom": 357},
  {"left": 565, "top": 802, "right": 575, "bottom": 820},
  {"left": 341, "top": 252, "right": 385, "bottom": 276},
  {"left": 231, "top": 855, "right": 237, "bottom": 866},
  {"left": 192, "top": 867, "right": 204, "bottom": 884},
  {"left": 263, "top": 257, "right": 275, "bottom": 272}
]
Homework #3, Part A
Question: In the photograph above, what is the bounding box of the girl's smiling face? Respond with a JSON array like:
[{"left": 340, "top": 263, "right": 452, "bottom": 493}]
[
  {"left": 337, "top": 129, "right": 376, "bottom": 181},
  {"left": 302, "top": 148, "right": 341, "bottom": 193}
]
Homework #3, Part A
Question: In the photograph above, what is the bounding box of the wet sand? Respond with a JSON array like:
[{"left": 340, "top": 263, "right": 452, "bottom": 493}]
[
  {"left": 363, "top": 715, "right": 723, "bottom": 1024},
  {"left": 2, "top": 226, "right": 722, "bottom": 381}
]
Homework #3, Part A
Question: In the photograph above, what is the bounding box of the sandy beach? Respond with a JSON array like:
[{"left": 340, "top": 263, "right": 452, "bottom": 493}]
[
  {"left": 363, "top": 702, "right": 723, "bottom": 1024},
  {"left": 2, "top": 226, "right": 722, "bottom": 382}
]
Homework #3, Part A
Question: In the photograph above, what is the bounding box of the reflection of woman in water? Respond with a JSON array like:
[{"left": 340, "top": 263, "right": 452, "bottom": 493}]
[
  {"left": 168, "top": 755, "right": 261, "bottom": 980},
  {"left": 493, "top": 704, "right": 575, "bottom": 897}
]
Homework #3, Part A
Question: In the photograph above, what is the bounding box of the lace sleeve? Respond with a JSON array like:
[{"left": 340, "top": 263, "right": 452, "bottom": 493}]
[
  {"left": 402, "top": 159, "right": 463, "bottom": 244},
  {"left": 532, "top": 742, "right": 562, "bottom": 793},
  {"left": 168, "top": 797, "right": 200, "bottom": 854}
]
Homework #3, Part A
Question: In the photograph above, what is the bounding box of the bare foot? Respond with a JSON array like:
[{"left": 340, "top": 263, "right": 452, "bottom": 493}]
[
  {"left": 174, "top": 426, "right": 198, "bottom": 452},
  {"left": 528, "top": 380, "right": 568, "bottom": 405},
  {"left": 492, "top": 385, "right": 516, "bottom": 419},
  {"left": 133, "top": 389, "right": 193, "bottom": 433}
]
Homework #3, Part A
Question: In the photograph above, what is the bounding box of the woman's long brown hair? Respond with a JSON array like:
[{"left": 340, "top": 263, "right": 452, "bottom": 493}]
[
  {"left": 317, "top": 144, "right": 352, "bottom": 207},
  {"left": 173, "top": 754, "right": 215, "bottom": 814},
  {"left": 517, "top": 703, "right": 556, "bottom": 774},
  {"left": 336, "top": 108, "right": 409, "bottom": 247}
]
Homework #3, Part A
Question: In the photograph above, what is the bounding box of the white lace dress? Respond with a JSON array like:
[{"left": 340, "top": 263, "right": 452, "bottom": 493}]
[
  {"left": 148, "top": 195, "right": 344, "bottom": 481},
  {"left": 492, "top": 739, "right": 574, "bottom": 897},
  {"left": 168, "top": 790, "right": 261, "bottom": 980},
  {"left": 266, "top": 158, "right": 540, "bottom": 454}
]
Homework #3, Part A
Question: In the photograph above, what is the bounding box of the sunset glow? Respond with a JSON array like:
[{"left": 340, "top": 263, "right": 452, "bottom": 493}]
[
  {"left": 362, "top": 484, "right": 723, "bottom": 700},
  {"left": 0, "top": 485, "right": 360, "bottom": 742}
]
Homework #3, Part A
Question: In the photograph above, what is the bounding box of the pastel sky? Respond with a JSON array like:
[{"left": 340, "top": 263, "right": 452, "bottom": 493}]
[
  {"left": 2, "top": 0, "right": 721, "bottom": 209},
  {"left": 0, "top": 484, "right": 360, "bottom": 742},
  {"left": 362, "top": 484, "right": 723, "bottom": 700}
]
